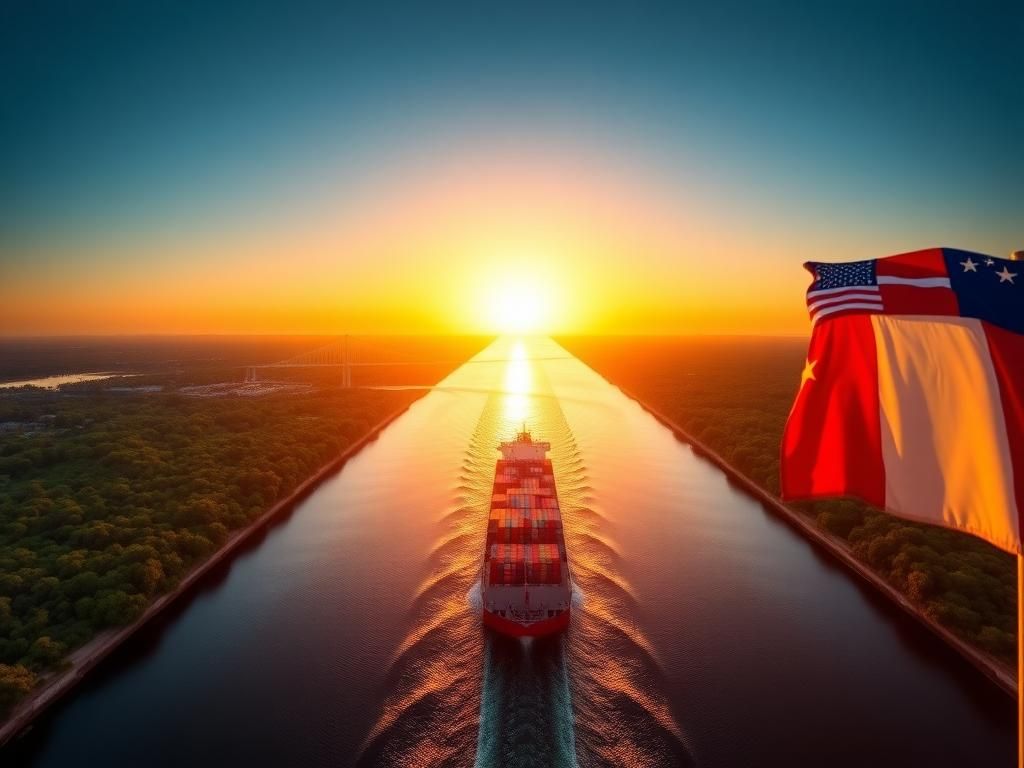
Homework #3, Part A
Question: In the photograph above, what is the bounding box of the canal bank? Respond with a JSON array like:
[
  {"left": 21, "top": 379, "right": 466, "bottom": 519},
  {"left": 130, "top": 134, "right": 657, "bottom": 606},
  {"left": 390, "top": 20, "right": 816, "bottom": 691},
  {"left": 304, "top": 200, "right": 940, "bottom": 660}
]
[
  {"left": 0, "top": 402, "right": 415, "bottom": 748},
  {"left": 618, "top": 385, "right": 1016, "bottom": 698},
  {"left": 8, "top": 336, "right": 1014, "bottom": 768}
]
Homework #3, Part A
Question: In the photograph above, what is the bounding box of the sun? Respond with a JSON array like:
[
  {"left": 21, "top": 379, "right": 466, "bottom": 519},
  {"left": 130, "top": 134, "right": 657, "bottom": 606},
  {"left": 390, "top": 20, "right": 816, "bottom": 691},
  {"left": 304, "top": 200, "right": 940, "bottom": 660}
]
[
  {"left": 461, "top": 252, "right": 566, "bottom": 334},
  {"left": 488, "top": 281, "right": 550, "bottom": 333}
]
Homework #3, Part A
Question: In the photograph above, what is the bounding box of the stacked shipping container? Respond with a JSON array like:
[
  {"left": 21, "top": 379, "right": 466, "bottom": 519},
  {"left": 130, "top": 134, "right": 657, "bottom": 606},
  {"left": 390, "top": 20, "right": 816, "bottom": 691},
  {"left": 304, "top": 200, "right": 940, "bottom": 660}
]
[{"left": 485, "top": 459, "right": 566, "bottom": 586}]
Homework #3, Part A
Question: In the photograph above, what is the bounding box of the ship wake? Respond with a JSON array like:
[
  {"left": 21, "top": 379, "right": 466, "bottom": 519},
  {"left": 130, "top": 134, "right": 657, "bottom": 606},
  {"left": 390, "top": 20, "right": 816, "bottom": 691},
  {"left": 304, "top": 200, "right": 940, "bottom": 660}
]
[{"left": 360, "top": 339, "right": 691, "bottom": 768}]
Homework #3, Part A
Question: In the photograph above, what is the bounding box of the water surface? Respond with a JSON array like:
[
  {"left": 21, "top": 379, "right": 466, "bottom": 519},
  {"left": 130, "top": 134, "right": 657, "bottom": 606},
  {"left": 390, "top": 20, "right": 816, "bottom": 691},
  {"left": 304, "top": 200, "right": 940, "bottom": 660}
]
[
  {"left": 0, "top": 372, "right": 124, "bottom": 389},
  {"left": 8, "top": 337, "right": 1013, "bottom": 766}
]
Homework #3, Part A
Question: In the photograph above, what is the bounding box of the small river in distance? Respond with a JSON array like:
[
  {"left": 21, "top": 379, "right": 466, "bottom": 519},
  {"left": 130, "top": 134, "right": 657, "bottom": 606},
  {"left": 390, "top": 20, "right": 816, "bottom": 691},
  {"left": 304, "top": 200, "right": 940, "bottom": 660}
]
[{"left": 8, "top": 336, "right": 1013, "bottom": 767}]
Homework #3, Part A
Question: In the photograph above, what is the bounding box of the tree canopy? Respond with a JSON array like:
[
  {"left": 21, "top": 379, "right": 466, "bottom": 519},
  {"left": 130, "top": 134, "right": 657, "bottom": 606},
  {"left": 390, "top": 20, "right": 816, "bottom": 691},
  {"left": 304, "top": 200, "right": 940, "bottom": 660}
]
[
  {"left": 0, "top": 386, "right": 421, "bottom": 717},
  {"left": 561, "top": 336, "right": 1017, "bottom": 664}
]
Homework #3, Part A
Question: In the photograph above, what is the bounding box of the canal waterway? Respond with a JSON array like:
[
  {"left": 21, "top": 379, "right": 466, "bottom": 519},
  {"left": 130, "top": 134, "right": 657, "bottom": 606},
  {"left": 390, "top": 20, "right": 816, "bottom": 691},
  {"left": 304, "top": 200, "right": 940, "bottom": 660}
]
[{"left": 8, "top": 337, "right": 1013, "bottom": 767}]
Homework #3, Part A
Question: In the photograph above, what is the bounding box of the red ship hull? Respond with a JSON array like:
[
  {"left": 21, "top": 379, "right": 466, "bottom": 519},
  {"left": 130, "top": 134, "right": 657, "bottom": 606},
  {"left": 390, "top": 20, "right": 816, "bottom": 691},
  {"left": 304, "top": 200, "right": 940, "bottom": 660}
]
[
  {"left": 482, "top": 429, "right": 572, "bottom": 639},
  {"left": 482, "top": 608, "right": 570, "bottom": 637}
]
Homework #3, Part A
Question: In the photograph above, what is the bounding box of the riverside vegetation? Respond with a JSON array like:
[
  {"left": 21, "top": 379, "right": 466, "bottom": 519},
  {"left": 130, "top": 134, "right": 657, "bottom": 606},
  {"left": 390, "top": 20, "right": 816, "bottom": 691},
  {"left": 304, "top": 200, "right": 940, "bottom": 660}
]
[
  {"left": 561, "top": 336, "right": 1017, "bottom": 667},
  {"left": 0, "top": 336, "right": 488, "bottom": 718}
]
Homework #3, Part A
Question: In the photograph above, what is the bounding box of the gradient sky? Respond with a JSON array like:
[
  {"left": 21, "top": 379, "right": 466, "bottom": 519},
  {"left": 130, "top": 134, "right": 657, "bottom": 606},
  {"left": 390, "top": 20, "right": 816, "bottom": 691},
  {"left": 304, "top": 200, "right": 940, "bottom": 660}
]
[{"left": 1, "top": 0, "right": 1020, "bottom": 334}]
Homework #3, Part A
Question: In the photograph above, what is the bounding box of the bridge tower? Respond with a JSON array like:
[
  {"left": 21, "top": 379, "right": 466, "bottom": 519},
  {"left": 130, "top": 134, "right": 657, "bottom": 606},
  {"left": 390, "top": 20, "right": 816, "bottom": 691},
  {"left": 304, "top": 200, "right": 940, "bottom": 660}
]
[{"left": 343, "top": 334, "right": 352, "bottom": 388}]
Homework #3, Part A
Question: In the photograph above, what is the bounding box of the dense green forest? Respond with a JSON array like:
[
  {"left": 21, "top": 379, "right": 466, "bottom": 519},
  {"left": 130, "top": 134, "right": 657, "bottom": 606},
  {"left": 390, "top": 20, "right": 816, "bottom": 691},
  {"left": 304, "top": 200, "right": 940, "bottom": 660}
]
[
  {"left": 561, "top": 336, "right": 1017, "bottom": 666},
  {"left": 0, "top": 386, "right": 420, "bottom": 716},
  {"left": 0, "top": 336, "right": 491, "bottom": 718}
]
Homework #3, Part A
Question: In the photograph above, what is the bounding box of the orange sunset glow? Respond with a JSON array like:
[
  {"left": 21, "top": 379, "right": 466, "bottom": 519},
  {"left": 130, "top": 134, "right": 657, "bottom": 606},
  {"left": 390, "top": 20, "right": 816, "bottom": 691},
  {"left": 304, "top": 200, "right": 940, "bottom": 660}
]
[
  {"left": 5, "top": 136, "right": 1004, "bottom": 338},
  {"left": 2, "top": 146, "right": 795, "bottom": 335},
  {"left": 2, "top": 3, "right": 1022, "bottom": 767}
]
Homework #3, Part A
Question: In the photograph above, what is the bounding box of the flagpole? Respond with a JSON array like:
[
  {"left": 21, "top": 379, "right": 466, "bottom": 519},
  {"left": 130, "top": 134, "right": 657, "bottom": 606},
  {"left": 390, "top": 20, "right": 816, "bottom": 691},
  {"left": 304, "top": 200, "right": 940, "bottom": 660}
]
[
  {"left": 1017, "top": 553, "right": 1023, "bottom": 768},
  {"left": 1012, "top": 250, "right": 1024, "bottom": 768}
]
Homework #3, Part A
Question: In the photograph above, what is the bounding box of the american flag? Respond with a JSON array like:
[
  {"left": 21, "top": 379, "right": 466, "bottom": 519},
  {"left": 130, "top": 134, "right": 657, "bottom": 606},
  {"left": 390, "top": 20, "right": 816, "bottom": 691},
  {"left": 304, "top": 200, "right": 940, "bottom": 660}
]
[
  {"left": 805, "top": 248, "right": 1021, "bottom": 332},
  {"left": 806, "top": 260, "right": 884, "bottom": 323},
  {"left": 785, "top": 246, "right": 1024, "bottom": 555}
]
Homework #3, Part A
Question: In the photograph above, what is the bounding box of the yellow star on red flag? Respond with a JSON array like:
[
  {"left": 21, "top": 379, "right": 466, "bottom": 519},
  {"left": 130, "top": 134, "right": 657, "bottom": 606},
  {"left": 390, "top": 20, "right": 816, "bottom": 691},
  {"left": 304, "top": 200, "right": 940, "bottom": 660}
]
[{"left": 800, "top": 358, "right": 817, "bottom": 389}]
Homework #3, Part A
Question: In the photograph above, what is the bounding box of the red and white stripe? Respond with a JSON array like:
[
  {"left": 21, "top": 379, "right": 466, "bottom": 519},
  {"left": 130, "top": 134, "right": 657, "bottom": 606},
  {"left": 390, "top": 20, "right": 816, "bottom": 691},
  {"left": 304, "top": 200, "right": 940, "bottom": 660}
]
[
  {"left": 807, "top": 285, "right": 882, "bottom": 324},
  {"left": 807, "top": 248, "right": 958, "bottom": 325},
  {"left": 784, "top": 248, "right": 1024, "bottom": 555}
]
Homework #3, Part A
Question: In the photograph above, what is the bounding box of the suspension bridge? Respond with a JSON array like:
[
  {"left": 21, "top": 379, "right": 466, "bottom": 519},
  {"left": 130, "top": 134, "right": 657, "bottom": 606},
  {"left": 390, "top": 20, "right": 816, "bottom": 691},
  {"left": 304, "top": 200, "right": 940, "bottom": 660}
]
[
  {"left": 244, "top": 337, "right": 357, "bottom": 386},
  {"left": 243, "top": 337, "right": 571, "bottom": 388}
]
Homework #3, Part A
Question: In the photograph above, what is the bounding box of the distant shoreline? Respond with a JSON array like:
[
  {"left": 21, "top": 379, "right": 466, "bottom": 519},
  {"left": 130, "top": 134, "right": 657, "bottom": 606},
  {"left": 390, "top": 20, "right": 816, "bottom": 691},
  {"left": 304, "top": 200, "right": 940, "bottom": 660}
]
[
  {"left": 620, "top": 386, "right": 1017, "bottom": 699},
  {"left": 0, "top": 402, "right": 415, "bottom": 748}
]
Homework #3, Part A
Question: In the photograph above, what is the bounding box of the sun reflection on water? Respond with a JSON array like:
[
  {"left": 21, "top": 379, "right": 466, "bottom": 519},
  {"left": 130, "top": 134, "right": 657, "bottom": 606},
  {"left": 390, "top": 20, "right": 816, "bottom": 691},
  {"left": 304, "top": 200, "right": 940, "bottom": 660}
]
[
  {"left": 359, "top": 337, "right": 688, "bottom": 768},
  {"left": 501, "top": 339, "right": 532, "bottom": 425}
]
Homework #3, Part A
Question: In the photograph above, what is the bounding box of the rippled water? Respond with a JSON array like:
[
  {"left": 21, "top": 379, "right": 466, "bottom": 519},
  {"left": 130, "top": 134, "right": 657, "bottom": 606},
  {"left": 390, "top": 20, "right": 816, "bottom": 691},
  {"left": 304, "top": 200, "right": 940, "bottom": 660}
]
[{"left": 9, "top": 337, "right": 1013, "bottom": 767}]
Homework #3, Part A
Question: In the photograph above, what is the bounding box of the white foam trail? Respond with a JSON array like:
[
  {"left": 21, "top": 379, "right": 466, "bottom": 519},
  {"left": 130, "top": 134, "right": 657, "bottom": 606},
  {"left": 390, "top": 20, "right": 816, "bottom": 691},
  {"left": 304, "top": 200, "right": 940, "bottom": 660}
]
[
  {"left": 571, "top": 583, "right": 586, "bottom": 608},
  {"left": 466, "top": 581, "right": 483, "bottom": 613}
]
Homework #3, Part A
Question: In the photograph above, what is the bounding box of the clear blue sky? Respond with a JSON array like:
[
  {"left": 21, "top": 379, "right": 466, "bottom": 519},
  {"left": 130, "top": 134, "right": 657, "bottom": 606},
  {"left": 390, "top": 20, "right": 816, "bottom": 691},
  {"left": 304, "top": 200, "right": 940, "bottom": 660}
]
[{"left": 0, "top": 0, "right": 1020, "bottom": 332}]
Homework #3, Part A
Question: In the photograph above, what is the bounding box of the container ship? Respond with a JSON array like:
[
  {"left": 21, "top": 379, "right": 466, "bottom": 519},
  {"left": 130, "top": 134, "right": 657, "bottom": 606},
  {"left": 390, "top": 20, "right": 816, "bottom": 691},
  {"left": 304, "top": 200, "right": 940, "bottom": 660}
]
[{"left": 481, "top": 427, "right": 572, "bottom": 637}]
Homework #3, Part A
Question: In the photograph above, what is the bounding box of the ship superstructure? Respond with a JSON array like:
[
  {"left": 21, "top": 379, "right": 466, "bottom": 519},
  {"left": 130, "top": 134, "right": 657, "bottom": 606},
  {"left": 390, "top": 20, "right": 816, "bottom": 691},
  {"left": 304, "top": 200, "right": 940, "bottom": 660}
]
[{"left": 481, "top": 427, "right": 572, "bottom": 636}]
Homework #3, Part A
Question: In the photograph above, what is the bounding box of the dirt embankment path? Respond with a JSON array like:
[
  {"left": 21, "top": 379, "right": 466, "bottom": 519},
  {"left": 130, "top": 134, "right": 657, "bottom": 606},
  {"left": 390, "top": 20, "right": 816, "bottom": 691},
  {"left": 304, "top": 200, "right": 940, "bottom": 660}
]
[{"left": 621, "top": 387, "right": 1016, "bottom": 699}]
